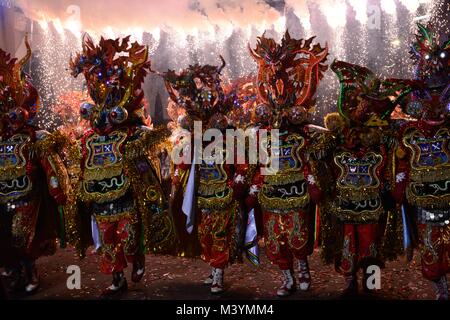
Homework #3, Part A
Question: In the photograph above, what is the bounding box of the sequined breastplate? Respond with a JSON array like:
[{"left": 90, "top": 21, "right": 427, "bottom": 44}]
[
  {"left": 259, "top": 133, "right": 309, "bottom": 212},
  {"left": 333, "top": 151, "right": 384, "bottom": 223},
  {"left": 197, "top": 148, "right": 232, "bottom": 210},
  {"left": 0, "top": 134, "right": 33, "bottom": 203},
  {"left": 82, "top": 131, "right": 130, "bottom": 203},
  {"left": 403, "top": 127, "right": 450, "bottom": 209}
]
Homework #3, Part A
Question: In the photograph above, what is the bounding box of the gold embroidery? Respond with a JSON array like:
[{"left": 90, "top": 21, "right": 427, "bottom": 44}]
[
  {"left": 406, "top": 186, "right": 450, "bottom": 209},
  {"left": 0, "top": 134, "right": 33, "bottom": 202},
  {"left": 80, "top": 176, "right": 131, "bottom": 204},
  {"left": 197, "top": 187, "right": 234, "bottom": 210},
  {"left": 94, "top": 208, "right": 138, "bottom": 224},
  {"left": 258, "top": 188, "right": 310, "bottom": 211},
  {"left": 287, "top": 212, "right": 308, "bottom": 251},
  {"left": 334, "top": 151, "right": 383, "bottom": 202},
  {"left": 259, "top": 133, "right": 309, "bottom": 211},
  {"left": 0, "top": 176, "right": 33, "bottom": 203},
  {"left": 403, "top": 128, "right": 450, "bottom": 208},
  {"left": 0, "top": 134, "right": 30, "bottom": 180},
  {"left": 265, "top": 218, "right": 280, "bottom": 255},
  {"left": 83, "top": 131, "right": 128, "bottom": 180},
  {"left": 403, "top": 128, "right": 450, "bottom": 183},
  {"left": 123, "top": 222, "right": 138, "bottom": 256},
  {"left": 198, "top": 151, "right": 229, "bottom": 196},
  {"left": 420, "top": 224, "right": 440, "bottom": 265},
  {"left": 341, "top": 235, "right": 355, "bottom": 273},
  {"left": 332, "top": 205, "right": 384, "bottom": 224},
  {"left": 80, "top": 131, "right": 131, "bottom": 203},
  {"left": 264, "top": 172, "right": 305, "bottom": 186},
  {"left": 261, "top": 133, "right": 305, "bottom": 178}
]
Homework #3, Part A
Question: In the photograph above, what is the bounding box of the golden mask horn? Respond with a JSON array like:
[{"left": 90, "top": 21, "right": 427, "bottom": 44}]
[{"left": 117, "top": 85, "right": 132, "bottom": 109}]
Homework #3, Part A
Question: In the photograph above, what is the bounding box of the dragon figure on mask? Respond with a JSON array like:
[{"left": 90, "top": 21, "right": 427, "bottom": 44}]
[
  {"left": 393, "top": 23, "right": 450, "bottom": 300},
  {"left": 246, "top": 31, "right": 334, "bottom": 297},
  {"left": 0, "top": 36, "right": 72, "bottom": 295},
  {"left": 67, "top": 35, "right": 176, "bottom": 298},
  {"left": 161, "top": 57, "right": 255, "bottom": 295}
]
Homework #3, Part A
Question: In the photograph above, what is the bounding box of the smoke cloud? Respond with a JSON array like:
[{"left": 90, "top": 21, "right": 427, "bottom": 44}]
[{"left": 15, "top": 0, "right": 281, "bottom": 35}]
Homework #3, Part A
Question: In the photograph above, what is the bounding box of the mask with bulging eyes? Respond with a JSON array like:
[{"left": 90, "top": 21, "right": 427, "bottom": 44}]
[
  {"left": 80, "top": 101, "right": 129, "bottom": 132},
  {"left": 411, "top": 23, "right": 450, "bottom": 91},
  {"left": 0, "top": 36, "right": 39, "bottom": 135},
  {"left": 70, "top": 35, "right": 151, "bottom": 134},
  {"left": 249, "top": 31, "right": 328, "bottom": 128},
  {"left": 162, "top": 58, "right": 226, "bottom": 122}
]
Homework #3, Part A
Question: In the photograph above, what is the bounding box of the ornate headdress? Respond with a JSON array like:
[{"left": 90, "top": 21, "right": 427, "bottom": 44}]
[
  {"left": 330, "top": 60, "right": 420, "bottom": 127},
  {"left": 406, "top": 23, "right": 450, "bottom": 121},
  {"left": 161, "top": 57, "right": 229, "bottom": 128},
  {"left": 410, "top": 23, "right": 450, "bottom": 90},
  {"left": 224, "top": 75, "right": 257, "bottom": 129},
  {"left": 0, "top": 35, "right": 39, "bottom": 132},
  {"left": 70, "top": 35, "right": 151, "bottom": 132},
  {"left": 249, "top": 30, "right": 328, "bottom": 127}
]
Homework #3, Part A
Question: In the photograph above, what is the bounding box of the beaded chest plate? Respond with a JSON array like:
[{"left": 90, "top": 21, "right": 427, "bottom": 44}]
[
  {"left": 262, "top": 133, "right": 305, "bottom": 179},
  {"left": 335, "top": 151, "right": 383, "bottom": 195},
  {"left": 82, "top": 131, "right": 130, "bottom": 203},
  {"left": 403, "top": 128, "right": 450, "bottom": 208},
  {"left": 0, "top": 134, "right": 32, "bottom": 202},
  {"left": 197, "top": 149, "right": 232, "bottom": 210},
  {"left": 333, "top": 151, "right": 384, "bottom": 223},
  {"left": 259, "top": 133, "right": 309, "bottom": 211},
  {"left": 403, "top": 128, "right": 450, "bottom": 176}
]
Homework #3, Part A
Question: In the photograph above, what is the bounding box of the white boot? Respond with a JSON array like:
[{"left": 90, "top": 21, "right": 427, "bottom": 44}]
[
  {"left": 203, "top": 268, "right": 215, "bottom": 285},
  {"left": 211, "top": 268, "right": 224, "bottom": 294},
  {"left": 298, "top": 259, "right": 311, "bottom": 291},
  {"left": 433, "top": 276, "right": 449, "bottom": 300},
  {"left": 276, "top": 269, "right": 296, "bottom": 297}
]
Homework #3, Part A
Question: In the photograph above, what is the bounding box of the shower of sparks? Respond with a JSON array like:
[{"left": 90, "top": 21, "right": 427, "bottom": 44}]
[{"left": 32, "top": 21, "right": 84, "bottom": 131}]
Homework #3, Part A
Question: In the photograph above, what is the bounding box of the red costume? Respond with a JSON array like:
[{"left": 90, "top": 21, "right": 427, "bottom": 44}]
[
  {"left": 164, "top": 58, "right": 251, "bottom": 294},
  {"left": 246, "top": 31, "right": 331, "bottom": 297},
  {"left": 67, "top": 35, "right": 176, "bottom": 298},
  {"left": 393, "top": 24, "right": 450, "bottom": 300},
  {"left": 0, "top": 36, "right": 70, "bottom": 294},
  {"left": 325, "top": 60, "right": 418, "bottom": 295}
]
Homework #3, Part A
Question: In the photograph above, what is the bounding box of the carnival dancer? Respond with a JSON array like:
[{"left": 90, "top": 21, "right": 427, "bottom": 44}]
[
  {"left": 246, "top": 31, "right": 332, "bottom": 297},
  {"left": 393, "top": 24, "right": 450, "bottom": 300},
  {"left": 325, "top": 60, "right": 418, "bottom": 296},
  {"left": 68, "top": 35, "right": 176, "bottom": 298},
  {"left": 163, "top": 58, "right": 252, "bottom": 294},
  {"left": 0, "top": 36, "right": 71, "bottom": 294}
]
